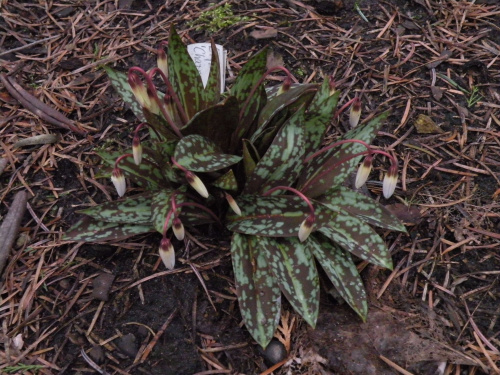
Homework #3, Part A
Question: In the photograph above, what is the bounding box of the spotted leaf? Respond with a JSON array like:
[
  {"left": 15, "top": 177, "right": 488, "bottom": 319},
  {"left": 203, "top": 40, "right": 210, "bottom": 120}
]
[
  {"left": 231, "top": 233, "right": 281, "bottom": 348},
  {"left": 230, "top": 48, "right": 268, "bottom": 150},
  {"left": 212, "top": 169, "right": 238, "bottom": 191},
  {"left": 309, "top": 234, "right": 368, "bottom": 320},
  {"left": 303, "top": 82, "right": 340, "bottom": 159},
  {"left": 167, "top": 25, "right": 205, "bottom": 119},
  {"left": 318, "top": 211, "right": 393, "bottom": 269},
  {"left": 150, "top": 189, "right": 186, "bottom": 234},
  {"left": 259, "top": 236, "right": 319, "bottom": 327},
  {"left": 174, "top": 135, "right": 242, "bottom": 173},
  {"left": 226, "top": 195, "right": 309, "bottom": 237},
  {"left": 64, "top": 217, "right": 153, "bottom": 242},
  {"left": 200, "top": 39, "right": 221, "bottom": 108},
  {"left": 316, "top": 187, "right": 406, "bottom": 232},
  {"left": 78, "top": 194, "right": 153, "bottom": 225},
  {"left": 298, "top": 111, "right": 390, "bottom": 198},
  {"left": 103, "top": 66, "right": 145, "bottom": 122},
  {"left": 97, "top": 150, "right": 169, "bottom": 189},
  {"left": 244, "top": 106, "right": 305, "bottom": 194},
  {"left": 251, "top": 83, "right": 317, "bottom": 143}
]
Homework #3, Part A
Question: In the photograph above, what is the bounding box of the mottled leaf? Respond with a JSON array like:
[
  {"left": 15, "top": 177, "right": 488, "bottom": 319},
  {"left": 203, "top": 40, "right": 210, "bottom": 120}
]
[
  {"left": 230, "top": 48, "right": 268, "bottom": 150},
  {"left": 316, "top": 187, "right": 406, "bottom": 232},
  {"left": 103, "top": 66, "right": 145, "bottom": 122},
  {"left": 168, "top": 25, "right": 205, "bottom": 119},
  {"left": 303, "top": 84, "right": 340, "bottom": 159},
  {"left": 212, "top": 169, "right": 238, "bottom": 191},
  {"left": 251, "top": 84, "right": 317, "bottom": 143},
  {"left": 226, "top": 195, "right": 308, "bottom": 237},
  {"left": 318, "top": 211, "right": 393, "bottom": 269},
  {"left": 298, "top": 111, "right": 389, "bottom": 198},
  {"left": 231, "top": 233, "right": 281, "bottom": 348},
  {"left": 244, "top": 106, "right": 305, "bottom": 194},
  {"left": 309, "top": 234, "right": 368, "bottom": 320},
  {"left": 78, "top": 194, "right": 153, "bottom": 225},
  {"left": 200, "top": 39, "right": 221, "bottom": 107},
  {"left": 181, "top": 96, "right": 239, "bottom": 152},
  {"left": 174, "top": 134, "right": 241, "bottom": 172},
  {"left": 150, "top": 189, "right": 185, "bottom": 234},
  {"left": 97, "top": 150, "right": 169, "bottom": 189},
  {"left": 64, "top": 217, "right": 153, "bottom": 242},
  {"left": 259, "top": 236, "right": 319, "bottom": 327}
]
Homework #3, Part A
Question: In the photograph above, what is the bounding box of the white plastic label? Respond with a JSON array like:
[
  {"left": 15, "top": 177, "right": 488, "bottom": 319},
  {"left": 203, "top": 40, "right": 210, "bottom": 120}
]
[{"left": 187, "top": 43, "right": 226, "bottom": 93}]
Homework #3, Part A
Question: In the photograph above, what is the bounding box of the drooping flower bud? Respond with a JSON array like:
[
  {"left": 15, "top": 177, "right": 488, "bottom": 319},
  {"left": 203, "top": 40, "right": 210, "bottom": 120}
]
[
  {"left": 298, "top": 215, "right": 315, "bottom": 242},
  {"left": 146, "top": 86, "right": 160, "bottom": 115},
  {"left": 172, "top": 217, "right": 185, "bottom": 241},
  {"left": 111, "top": 168, "right": 126, "bottom": 197},
  {"left": 349, "top": 97, "right": 362, "bottom": 128},
  {"left": 185, "top": 171, "right": 209, "bottom": 198},
  {"left": 277, "top": 77, "right": 291, "bottom": 96},
  {"left": 132, "top": 135, "right": 143, "bottom": 165},
  {"left": 329, "top": 76, "right": 336, "bottom": 96},
  {"left": 382, "top": 163, "right": 398, "bottom": 199},
  {"left": 355, "top": 155, "right": 373, "bottom": 188},
  {"left": 159, "top": 237, "right": 175, "bottom": 270},
  {"left": 225, "top": 193, "right": 241, "bottom": 216},
  {"left": 128, "top": 73, "right": 151, "bottom": 109},
  {"left": 157, "top": 48, "right": 168, "bottom": 77}
]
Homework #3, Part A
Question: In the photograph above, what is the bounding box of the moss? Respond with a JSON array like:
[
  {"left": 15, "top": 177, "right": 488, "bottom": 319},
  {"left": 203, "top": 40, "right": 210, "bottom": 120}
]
[{"left": 188, "top": 3, "right": 252, "bottom": 33}]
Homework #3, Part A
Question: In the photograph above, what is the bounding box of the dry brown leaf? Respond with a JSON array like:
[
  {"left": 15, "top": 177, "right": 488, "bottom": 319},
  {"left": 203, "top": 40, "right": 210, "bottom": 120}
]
[{"left": 414, "top": 114, "right": 444, "bottom": 134}]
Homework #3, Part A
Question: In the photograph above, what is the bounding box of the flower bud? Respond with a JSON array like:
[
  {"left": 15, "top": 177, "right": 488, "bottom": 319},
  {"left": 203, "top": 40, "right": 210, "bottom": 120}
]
[
  {"left": 277, "top": 77, "right": 291, "bottom": 96},
  {"left": 111, "top": 168, "right": 126, "bottom": 197},
  {"left": 157, "top": 48, "right": 168, "bottom": 76},
  {"left": 146, "top": 86, "right": 160, "bottom": 115},
  {"left": 382, "top": 164, "right": 398, "bottom": 199},
  {"left": 225, "top": 193, "right": 241, "bottom": 216},
  {"left": 128, "top": 73, "right": 151, "bottom": 109},
  {"left": 172, "top": 217, "right": 185, "bottom": 241},
  {"left": 355, "top": 155, "right": 373, "bottom": 188},
  {"left": 298, "top": 215, "right": 315, "bottom": 242},
  {"left": 159, "top": 238, "right": 175, "bottom": 270},
  {"left": 132, "top": 136, "right": 142, "bottom": 165},
  {"left": 329, "top": 76, "right": 336, "bottom": 96},
  {"left": 185, "top": 171, "right": 209, "bottom": 198},
  {"left": 349, "top": 97, "right": 361, "bottom": 128}
]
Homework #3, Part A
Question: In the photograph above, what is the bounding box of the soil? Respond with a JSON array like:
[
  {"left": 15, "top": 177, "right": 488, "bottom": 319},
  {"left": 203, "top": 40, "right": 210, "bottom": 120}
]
[{"left": 1, "top": 0, "right": 499, "bottom": 374}]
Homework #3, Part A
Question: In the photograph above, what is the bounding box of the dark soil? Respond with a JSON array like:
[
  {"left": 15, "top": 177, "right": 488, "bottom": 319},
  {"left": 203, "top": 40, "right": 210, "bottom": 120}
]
[{"left": 1, "top": 0, "right": 499, "bottom": 374}]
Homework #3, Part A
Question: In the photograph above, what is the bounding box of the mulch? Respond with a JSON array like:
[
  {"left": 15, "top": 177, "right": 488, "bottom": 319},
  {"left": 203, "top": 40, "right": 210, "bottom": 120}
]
[{"left": 1, "top": 0, "right": 499, "bottom": 374}]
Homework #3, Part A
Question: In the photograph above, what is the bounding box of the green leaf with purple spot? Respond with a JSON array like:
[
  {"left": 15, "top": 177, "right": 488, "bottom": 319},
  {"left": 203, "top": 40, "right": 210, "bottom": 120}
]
[
  {"left": 318, "top": 211, "right": 393, "bottom": 269},
  {"left": 78, "top": 194, "right": 152, "bottom": 225},
  {"left": 174, "top": 135, "right": 241, "bottom": 172},
  {"left": 168, "top": 25, "right": 205, "bottom": 119},
  {"left": 226, "top": 195, "right": 308, "bottom": 237},
  {"left": 298, "top": 111, "right": 390, "bottom": 198},
  {"left": 64, "top": 217, "right": 153, "bottom": 242},
  {"left": 103, "top": 66, "right": 146, "bottom": 122},
  {"left": 244, "top": 106, "right": 305, "bottom": 194},
  {"left": 309, "top": 234, "right": 368, "bottom": 320},
  {"left": 150, "top": 189, "right": 186, "bottom": 234},
  {"left": 316, "top": 187, "right": 406, "bottom": 232},
  {"left": 231, "top": 233, "right": 281, "bottom": 348},
  {"left": 259, "top": 236, "right": 319, "bottom": 327}
]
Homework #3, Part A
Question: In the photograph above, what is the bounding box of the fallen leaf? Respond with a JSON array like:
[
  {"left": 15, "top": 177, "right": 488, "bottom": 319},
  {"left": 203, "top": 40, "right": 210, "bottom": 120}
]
[
  {"left": 431, "top": 86, "right": 444, "bottom": 100},
  {"left": 385, "top": 203, "right": 421, "bottom": 225},
  {"left": 414, "top": 114, "right": 444, "bottom": 134}
]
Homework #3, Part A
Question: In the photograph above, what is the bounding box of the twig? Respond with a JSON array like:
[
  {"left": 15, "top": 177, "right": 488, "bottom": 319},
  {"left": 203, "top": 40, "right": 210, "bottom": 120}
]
[{"left": 0, "top": 190, "right": 28, "bottom": 278}]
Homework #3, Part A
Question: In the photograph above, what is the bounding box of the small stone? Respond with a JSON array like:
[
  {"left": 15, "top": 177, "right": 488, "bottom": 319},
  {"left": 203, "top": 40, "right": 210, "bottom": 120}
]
[
  {"left": 91, "top": 273, "right": 115, "bottom": 301},
  {"left": 263, "top": 339, "right": 287, "bottom": 365},
  {"left": 117, "top": 333, "right": 138, "bottom": 358}
]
